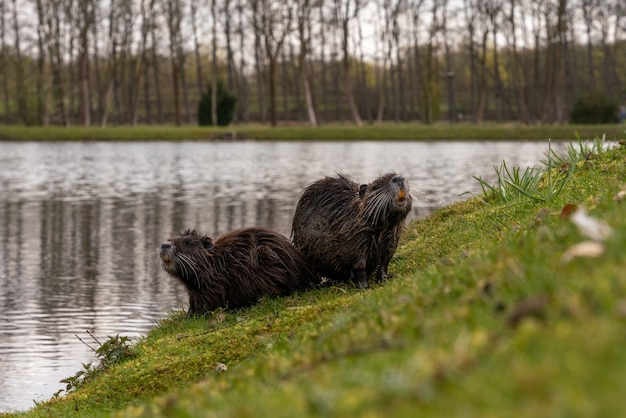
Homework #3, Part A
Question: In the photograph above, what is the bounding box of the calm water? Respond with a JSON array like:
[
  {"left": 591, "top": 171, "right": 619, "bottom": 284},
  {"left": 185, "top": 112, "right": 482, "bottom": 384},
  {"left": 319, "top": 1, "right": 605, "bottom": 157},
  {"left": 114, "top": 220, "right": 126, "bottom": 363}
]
[{"left": 0, "top": 140, "right": 559, "bottom": 412}]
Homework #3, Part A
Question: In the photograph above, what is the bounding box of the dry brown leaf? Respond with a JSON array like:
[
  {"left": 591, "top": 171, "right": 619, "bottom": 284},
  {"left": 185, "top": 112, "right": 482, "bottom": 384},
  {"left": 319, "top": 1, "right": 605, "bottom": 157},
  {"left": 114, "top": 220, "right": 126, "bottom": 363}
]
[{"left": 561, "top": 241, "right": 605, "bottom": 263}]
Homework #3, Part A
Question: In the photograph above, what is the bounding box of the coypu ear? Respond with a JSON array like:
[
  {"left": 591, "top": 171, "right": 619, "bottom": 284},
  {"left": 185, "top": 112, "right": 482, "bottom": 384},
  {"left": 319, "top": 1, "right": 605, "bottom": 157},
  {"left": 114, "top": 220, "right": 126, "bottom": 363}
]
[
  {"left": 359, "top": 184, "right": 368, "bottom": 198},
  {"left": 202, "top": 236, "right": 213, "bottom": 249}
]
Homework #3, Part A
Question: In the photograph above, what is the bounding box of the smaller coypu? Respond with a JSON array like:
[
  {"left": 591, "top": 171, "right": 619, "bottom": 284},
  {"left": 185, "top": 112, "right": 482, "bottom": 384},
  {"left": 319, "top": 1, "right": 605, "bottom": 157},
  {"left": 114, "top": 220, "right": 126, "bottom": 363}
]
[
  {"left": 159, "top": 227, "right": 316, "bottom": 315},
  {"left": 291, "top": 173, "right": 412, "bottom": 289}
]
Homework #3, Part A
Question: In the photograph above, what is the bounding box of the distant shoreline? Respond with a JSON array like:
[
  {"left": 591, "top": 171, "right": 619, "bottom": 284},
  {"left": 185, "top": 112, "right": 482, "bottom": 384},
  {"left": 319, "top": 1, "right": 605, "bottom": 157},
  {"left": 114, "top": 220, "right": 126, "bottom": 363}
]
[{"left": 1, "top": 123, "right": 624, "bottom": 142}]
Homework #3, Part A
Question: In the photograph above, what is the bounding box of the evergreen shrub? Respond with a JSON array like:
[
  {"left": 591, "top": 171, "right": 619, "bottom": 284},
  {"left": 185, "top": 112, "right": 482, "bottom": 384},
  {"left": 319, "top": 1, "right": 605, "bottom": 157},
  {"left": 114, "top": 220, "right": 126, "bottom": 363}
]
[{"left": 198, "top": 80, "right": 237, "bottom": 126}]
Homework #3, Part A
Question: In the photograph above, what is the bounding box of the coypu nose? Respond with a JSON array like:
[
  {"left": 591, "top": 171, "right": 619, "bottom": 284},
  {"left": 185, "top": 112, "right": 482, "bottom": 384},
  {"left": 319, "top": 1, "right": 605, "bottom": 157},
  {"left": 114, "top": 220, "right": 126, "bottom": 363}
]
[{"left": 160, "top": 242, "right": 173, "bottom": 264}]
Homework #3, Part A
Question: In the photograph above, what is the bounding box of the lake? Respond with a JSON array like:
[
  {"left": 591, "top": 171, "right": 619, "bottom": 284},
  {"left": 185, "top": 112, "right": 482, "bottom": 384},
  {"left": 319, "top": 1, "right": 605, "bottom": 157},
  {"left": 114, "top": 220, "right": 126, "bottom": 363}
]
[{"left": 0, "top": 140, "right": 561, "bottom": 412}]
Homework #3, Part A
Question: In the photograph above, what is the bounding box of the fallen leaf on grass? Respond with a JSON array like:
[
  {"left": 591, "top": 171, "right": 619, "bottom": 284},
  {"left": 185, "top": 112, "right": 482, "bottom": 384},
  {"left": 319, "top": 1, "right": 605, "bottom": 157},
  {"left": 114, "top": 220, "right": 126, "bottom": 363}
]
[
  {"left": 561, "top": 241, "right": 605, "bottom": 263},
  {"left": 569, "top": 207, "right": 613, "bottom": 242}
]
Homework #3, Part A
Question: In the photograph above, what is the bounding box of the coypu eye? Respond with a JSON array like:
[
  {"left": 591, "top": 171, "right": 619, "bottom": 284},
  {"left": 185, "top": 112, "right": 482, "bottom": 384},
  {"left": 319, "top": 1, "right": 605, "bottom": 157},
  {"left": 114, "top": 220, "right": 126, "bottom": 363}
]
[
  {"left": 391, "top": 176, "right": 405, "bottom": 185},
  {"left": 202, "top": 236, "right": 213, "bottom": 249}
]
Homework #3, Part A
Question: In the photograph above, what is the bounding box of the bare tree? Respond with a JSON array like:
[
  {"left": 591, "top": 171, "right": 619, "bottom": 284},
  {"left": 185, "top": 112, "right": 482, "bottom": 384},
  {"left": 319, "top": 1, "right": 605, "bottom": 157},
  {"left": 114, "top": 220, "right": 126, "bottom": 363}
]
[
  {"left": 474, "top": 1, "right": 491, "bottom": 123},
  {"left": 47, "top": 0, "right": 71, "bottom": 126},
  {"left": 66, "top": 0, "right": 78, "bottom": 123},
  {"left": 100, "top": 0, "right": 119, "bottom": 126},
  {"left": 34, "top": 0, "right": 50, "bottom": 125},
  {"left": 190, "top": 0, "right": 204, "bottom": 95},
  {"left": 77, "top": 0, "right": 93, "bottom": 126},
  {"left": 409, "top": 0, "right": 426, "bottom": 122},
  {"left": 296, "top": 0, "right": 318, "bottom": 126},
  {"left": 148, "top": 0, "right": 164, "bottom": 123},
  {"left": 581, "top": 0, "right": 598, "bottom": 93},
  {"left": 223, "top": 0, "right": 236, "bottom": 92},
  {"left": 235, "top": 0, "right": 249, "bottom": 122},
  {"left": 487, "top": 1, "right": 503, "bottom": 122},
  {"left": 11, "top": 0, "right": 28, "bottom": 124},
  {"left": 421, "top": 0, "right": 447, "bottom": 124},
  {"left": 253, "top": 0, "right": 295, "bottom": 126},
  {"left": 251, "top": 0, "right": 266, "bottom": 123},
  {"left": 165, "top": 0, "right": 183, "bottom": 125},
  {"left": 375, "top": 0, "right": 392, "bottom": 123},
  {"left": 334, "top": 0, "right": 363, "bottom": 125},
  {"left": 506, "top": 0, "right": 529, "bottom": 123},
  {"left": 318, "top": 0, "right": 329, "bottom": 122},
  {"left": 0, "top": 0, "right": 8, "bottom": 122},
  {"left": 131, "top": 0, "right": 152, "bottom": 125},
  {"left": 597, "top": 0, "right": 622, "bottom": 98},
  {"left": 462, "top": 0, "right": 478, "bottom": 122},
  {"left": 539, "top": 0, "right": 569, "bottom": 124},
  {"left": 211, "top": 0, "right": 218, "bottom": 126}
]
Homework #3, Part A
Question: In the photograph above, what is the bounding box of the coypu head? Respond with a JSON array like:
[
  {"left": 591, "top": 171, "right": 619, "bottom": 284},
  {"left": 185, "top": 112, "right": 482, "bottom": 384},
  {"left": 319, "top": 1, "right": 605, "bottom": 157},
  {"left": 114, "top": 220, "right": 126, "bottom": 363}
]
[
  {"left": 160, "top": 229, "right": 213, "bottom": 289},
  {"left": 360, "top": 173, "right": 412, "bottom": 225}
]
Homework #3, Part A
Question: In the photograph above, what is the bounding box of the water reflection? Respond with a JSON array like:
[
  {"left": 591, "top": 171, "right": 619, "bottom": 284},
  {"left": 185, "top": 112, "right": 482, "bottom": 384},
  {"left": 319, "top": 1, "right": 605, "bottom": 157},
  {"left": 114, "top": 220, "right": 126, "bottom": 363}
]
[{"left": 0, "top": 140, "right": 559, "bottom": 411}]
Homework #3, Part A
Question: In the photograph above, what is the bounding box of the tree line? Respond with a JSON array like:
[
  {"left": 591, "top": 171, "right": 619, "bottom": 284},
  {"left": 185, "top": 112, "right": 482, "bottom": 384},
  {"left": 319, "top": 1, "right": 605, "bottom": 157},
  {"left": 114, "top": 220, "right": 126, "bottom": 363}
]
[{"left": 1, "top": 0, "right": 625, "bottom": 127}]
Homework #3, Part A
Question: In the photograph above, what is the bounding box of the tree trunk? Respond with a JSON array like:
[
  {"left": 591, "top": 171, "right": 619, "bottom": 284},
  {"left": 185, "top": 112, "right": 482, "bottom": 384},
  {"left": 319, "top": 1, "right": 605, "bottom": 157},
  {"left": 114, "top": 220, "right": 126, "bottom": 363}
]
[
  {"left": 297, "top": 0, "right": 317, "bottom": 126},
  {"left": 581, "top": 0, "right": 595, "bottom": 93},
  {"left": 190, "top": 1, "right": 204, "bottom": 95},
  {"left": 492, "top": 16, "right": 503, "bottom": 122},
  {"left": 338, "top": 0, "right": 363, "bottom": 126},
  {"left": 252, "top": 1, "right": 266, "bottom": 123},
  {"left": 100, "top": 0, "right": 119, "bottom": 127},
  {"left": 66, "top": 0, "right": 77, "bottom": 125},
  {"left": 48, "top": 1, "right": 70, "bottom": 126},
  {"left": 78, "top": 0, "right": 92, "bottom": 127},
  {"left": 149, "top": 0, "right": 163, "bottom": 124},
  {"left": 475, "top": 28, "right": 488, "bottom": 124},
  {"left": 508, "top": 0, "right": 529, "bottom": 124},
  {"left": 236, "top": 0, "right": 248, "bottom": 122},
  {"left": 319, "top": 0, "right": 328, "bottom": 123},
  {"left": 166, "top": 0, "right": 182, "bottom": 126},
  {"left": 281, "top": 49, "right": 289, "bottom": 119},
  {"left": 223, "top": 0, "right": 235, "bottom": 92},
  {"left": 256, "top": 0, "right": 293, "bottom": 127},
  {"left": 132, "top": 0, "right": 151, "bottom": 126},
  {"left": 0, "top": 0, "right": 9, "bottom": 123},
  {"left": 553, "top": 0, "right": 567, "bottom": 124},
  {"left": 211, "top": 0, "right": 218, "bottom": 126},
  {"left": 35, "top": 0, "right": 50, "bottom": 126},
  {"left": 11, "top": 0, "right": 28, "bottom": 124}
]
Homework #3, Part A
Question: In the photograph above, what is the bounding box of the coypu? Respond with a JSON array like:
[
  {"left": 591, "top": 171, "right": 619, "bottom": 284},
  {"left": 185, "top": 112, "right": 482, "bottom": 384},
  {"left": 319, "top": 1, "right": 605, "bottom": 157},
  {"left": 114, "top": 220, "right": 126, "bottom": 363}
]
[
  {"left": 291, "top": 173, "right": 412, "bottom": 289},
  {"left": 159, "top": 227, "right": 317, "bottom": 315}
]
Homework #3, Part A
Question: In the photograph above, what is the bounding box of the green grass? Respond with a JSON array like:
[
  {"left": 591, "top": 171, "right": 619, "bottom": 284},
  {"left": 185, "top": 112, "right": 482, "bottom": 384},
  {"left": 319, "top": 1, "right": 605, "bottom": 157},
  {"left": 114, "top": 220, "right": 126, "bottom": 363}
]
[
  {"left": 4, "top": 138, "right": 626, "bottom": 418},
  {"left": 0, "top": 122, "right": 625, "bottom": 141}
]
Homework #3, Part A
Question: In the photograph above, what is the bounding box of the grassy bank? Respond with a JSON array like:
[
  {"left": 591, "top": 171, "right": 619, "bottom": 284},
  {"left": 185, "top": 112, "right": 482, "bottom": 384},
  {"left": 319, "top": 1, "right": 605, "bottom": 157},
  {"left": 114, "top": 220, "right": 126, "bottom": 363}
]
[
  {"left": 0, "top": 123, "right": 625, "bottom": 141},
  {"left": 5, "top": 139, "right": 626, "bottom": 418}
]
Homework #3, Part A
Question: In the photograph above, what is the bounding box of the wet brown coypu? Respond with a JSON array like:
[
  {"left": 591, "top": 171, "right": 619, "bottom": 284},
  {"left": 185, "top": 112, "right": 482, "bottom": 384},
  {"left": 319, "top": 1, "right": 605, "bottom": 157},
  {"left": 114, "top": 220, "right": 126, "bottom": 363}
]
[
  {"left": 291, "top": 173, "right": 412, "bottom": 289},
  {"left": 159, "top": 227, "right": 317, "bottom": 315}
]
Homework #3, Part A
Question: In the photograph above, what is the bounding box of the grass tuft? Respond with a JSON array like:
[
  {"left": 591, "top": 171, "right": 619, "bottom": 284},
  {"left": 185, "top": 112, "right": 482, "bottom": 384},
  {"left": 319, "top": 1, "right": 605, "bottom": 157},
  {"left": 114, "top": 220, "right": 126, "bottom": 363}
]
[{"left": 470, "top": 137, "right": 613, "bottom": 205}]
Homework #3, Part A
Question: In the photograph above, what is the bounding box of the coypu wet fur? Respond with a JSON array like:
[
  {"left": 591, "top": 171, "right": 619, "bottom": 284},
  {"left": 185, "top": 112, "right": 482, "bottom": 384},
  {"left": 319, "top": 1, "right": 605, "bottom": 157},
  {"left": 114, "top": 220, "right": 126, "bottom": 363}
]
[
  {"left": 291, "top": 173, "right": 412, "bottom": 289},
  {"left": 160, "top": 227, "right": 316, "bottom": 315}
]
